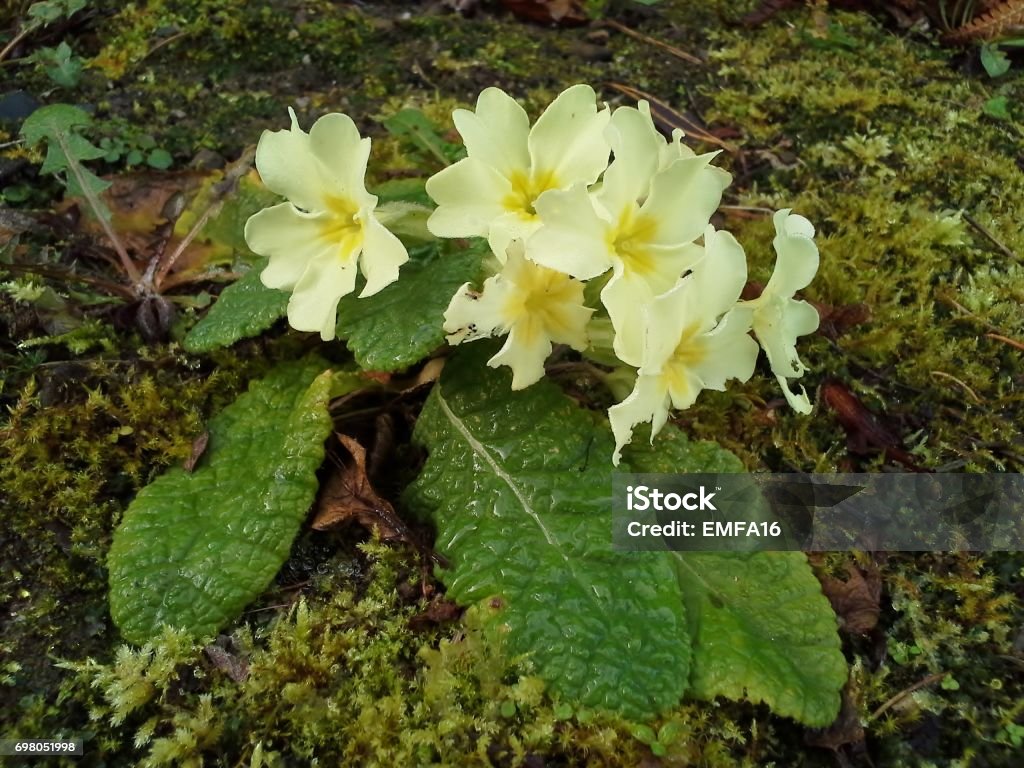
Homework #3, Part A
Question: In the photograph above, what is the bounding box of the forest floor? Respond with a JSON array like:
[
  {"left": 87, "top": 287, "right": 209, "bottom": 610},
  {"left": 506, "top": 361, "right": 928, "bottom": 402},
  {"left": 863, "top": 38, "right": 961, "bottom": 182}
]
[{"left": 1, "top": 0, "right": 1022, "bottom": 766}]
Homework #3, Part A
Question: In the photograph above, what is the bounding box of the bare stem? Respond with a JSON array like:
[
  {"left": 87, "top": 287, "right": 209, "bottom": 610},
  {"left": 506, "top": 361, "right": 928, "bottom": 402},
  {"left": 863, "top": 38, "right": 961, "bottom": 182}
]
[
  {"left": 0, "top": 26, "right": 32, "bottom": 63},
  {"left": 54, "top": 132, "right": 142, "bottom": 289},
  {"left": 153, "top": 204, "right": 215, "bottom": 289}
]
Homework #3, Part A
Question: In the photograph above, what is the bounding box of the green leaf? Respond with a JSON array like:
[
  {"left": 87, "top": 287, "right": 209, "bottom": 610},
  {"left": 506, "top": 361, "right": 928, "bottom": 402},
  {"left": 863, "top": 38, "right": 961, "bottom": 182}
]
[
  {"left": 372, "top": 177, "right": 431, "bottom": 206},
  {"left": 336, "top": 241, "right": 485, "bottom": 372},
  {"left": 27, "top": 1, "right": 67, "bottom": 24},
  {"left": 981, "top": 43, "right": 1011, "bottom": 78},
  {"left": 984, "top": 95, "right": 1011, "bottom": 121},
  {"left": 20, "top": 103, "right": 91, "bottom": 146},
  {"left": 33, "top": 41, "right": 83, "bottom": 87},
  {"left": 382, "top": 108, "right": 462, "bottom": 166},
  {"left": 183, "top": 259, "right": 289, "bottom": 353},
  {"left": 146, "top": 148, "right": 173, "bottom": 170},
  {"left": 672, "top": 552, "right": 845, "bottom": 725},
  {"left": 197, "top": 175, "right": 281, "bottom": 254},
  {"left": 626, "top": 428, "right": 846, "bottom": 727},
  {"left": 108, "top": 359, "right": 334, "bottom": 644},
  {"left": 405, "top": 346, "right": 690, "bottom": 719}
]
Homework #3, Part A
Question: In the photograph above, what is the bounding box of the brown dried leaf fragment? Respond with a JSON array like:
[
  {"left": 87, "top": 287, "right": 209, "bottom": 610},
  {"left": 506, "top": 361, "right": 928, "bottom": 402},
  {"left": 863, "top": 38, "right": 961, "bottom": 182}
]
[
  {"left": 820, "top": 562, "right": 882, "bottom": 635},
  {"left": 943, "top": 0, "right": 1024, "bottom": 43},
  {"left": 809, "top": 299, "right": 872, "bottom": 339},
  {"left": 408, "top": 596, "right": 463, "bottom": 631},
  {"left": 500, "top": 0, "right": 588, "bottom": 26},
  {"left": 204, "top": 642, "right": 249, "bottom": 682},
  {"left": 183, "top": 431, "right": 209, "bottom": 472},
  {"left": 312, "top": 433, "right": 411, "bottom": 542},
  {"left": 820, "top": 379, "right": 927, "bottom": 472},
  {"left": 805, "top": 681, "right": 865, "bottom": 753}
]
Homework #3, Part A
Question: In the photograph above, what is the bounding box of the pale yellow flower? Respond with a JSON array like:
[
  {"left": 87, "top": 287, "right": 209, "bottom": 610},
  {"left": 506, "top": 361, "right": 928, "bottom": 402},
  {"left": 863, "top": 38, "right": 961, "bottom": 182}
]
[
  {"left": 608, "top": 227, "right": 759, "bottom": 463},
  {"left": 443, "top": 241, "right": 593, "bottom": 390},
  {"left": 425, "top": 85, "right": 610, "bottom": 260},
  {"left": 244, "top": 108, "right": 408, "bottom": 340},
  {"left": 528, "top": 104, "right": 732, "bottom": 367},
  {"left": 741, "top": 210, "right": 821, "bottom": 413}
]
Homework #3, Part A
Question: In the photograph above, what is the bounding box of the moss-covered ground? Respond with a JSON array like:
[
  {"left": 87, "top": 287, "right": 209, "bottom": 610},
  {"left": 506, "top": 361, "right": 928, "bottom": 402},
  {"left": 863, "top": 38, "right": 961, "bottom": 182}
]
[{"left": 1, "top": 0, "right": 1021, "bottom": 765}]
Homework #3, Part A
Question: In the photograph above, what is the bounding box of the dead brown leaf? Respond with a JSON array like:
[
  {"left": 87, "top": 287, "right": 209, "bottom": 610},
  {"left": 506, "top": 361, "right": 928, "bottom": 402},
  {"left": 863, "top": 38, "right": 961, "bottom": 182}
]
[
  {"left": 182, "top": 431, "right": 209, "bottom": 472},
  {"left": 820, "top": 562, "right": 882, "bottom": 635},
  {"left": 820, "top": 379, "right": 928, "bottom": 472},
  {"left": 805, "top": 680, "right": 865, "bottom": 754},
  {"left": 204, "top": 642, "right": 249, "bottom": 682},
  {"left": 312, "top": 434, "right": 411, "bottom": 542},
  {"left": 408, "top": 596, "right": 463, "bottom": 631},
  {"left": 500, "top": 0, "right": 588, "bottom": 27}
]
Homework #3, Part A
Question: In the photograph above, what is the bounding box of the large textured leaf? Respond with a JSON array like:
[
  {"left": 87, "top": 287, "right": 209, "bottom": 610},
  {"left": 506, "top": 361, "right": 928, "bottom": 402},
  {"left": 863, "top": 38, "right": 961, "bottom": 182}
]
[
  {"left": 405, "top": 346, "right": 689, "bottom": 719},
  {"left": 627, "top": 428, "right": 846, "bottom": 727},
  {"left": 183, "top": 258, "right": 288, "bottom": 353},
  {"left": 336, "top": 241, "right": 484, "bottom": 372},
  {"left": 108, "top": 359, "right": 333, "bottom": 644}
]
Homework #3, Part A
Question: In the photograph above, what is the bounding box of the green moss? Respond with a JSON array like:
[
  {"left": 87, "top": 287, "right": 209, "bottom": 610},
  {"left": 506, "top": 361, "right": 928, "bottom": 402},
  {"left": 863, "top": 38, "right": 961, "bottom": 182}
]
[
  {"left": 0, "top": 343, "right": 275, "bottom": 748},
  {"left": 43, "top": 543, "right": 774, "bottom": 767}
]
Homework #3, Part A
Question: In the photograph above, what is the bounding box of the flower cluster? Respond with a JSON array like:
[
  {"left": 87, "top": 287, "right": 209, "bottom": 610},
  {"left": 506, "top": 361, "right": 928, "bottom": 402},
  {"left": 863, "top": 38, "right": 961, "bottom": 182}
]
[{"left": 243, "top": 86, "right": 820, "bottom": 464}]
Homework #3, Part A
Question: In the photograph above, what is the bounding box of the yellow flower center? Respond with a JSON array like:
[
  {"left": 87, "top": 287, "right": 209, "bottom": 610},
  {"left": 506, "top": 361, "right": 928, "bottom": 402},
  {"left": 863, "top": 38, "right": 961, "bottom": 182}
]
[
  {"left": 609, "top": 207, "right": 659, "bottom": 277},
  {"left": 662, "top": 324, "right": 705, "bottom": 395},
  {"left": 502, "top": 263, "right": 582, "bottom": 344},
  {"left": 502, "top": 169, "right": 559, "bottom": 221},
  {"left": 320, "top": 194, "right": 364, "bottom": 259}
]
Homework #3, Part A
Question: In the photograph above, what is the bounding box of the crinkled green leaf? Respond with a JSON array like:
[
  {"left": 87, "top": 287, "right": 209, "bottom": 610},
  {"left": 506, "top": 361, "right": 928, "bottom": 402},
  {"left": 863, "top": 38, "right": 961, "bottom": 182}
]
[
  {"left": 405, "top": 345, "right": 689, "bottom": 719},
  {"left": 336, "top": 241, "right": 485, "bottom": 372},
  {"left": 183, "top": 258, "right": 288, "bottom": 352},
  {"left": 627, "top": 427, "right": 846, "bottom": 726},
  {"left": 108, "top": 359, "right": 334, "bottom": 644}
]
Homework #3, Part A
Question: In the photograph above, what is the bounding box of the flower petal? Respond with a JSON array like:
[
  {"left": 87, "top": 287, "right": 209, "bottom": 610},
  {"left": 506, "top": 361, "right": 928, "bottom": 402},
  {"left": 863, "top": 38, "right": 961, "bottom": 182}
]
[
  {"left": 763, "top": 209, "right": 819, "bottom": 298},
  {"left": 308, "top": 112, "right": 373, "bottom": 204},
  {"left": 609, "top": 374, "right": 670, "bottom": 465},
  {"left": 777, "top": 374, "right": 813, "bottom": 415},
  {"left": 487, "top": 209, "right": 541, "bottom": 264},
  {"left": 443, "top": 279, "right": 511, "bottom": 344},
  {"left": 453, "top": 87, "right": 531, "bottom": 179},
  {"left": 693, "top": 307, "right": 758, "bottom": 391},
  {"left": 487, "top": 320, "right": 552, "bottom": 390},
  {"left": 245, "top": 203, "right": 334, "bottom": 289},
  {"left": 254, "top": 108, "right": 324, "bottom": 211},
  {"left": 690, "top": 226, "right": 748, "bottom": 321},
  {"left": 358, "top": 216, "right": 409, "bottom": 297},
  {"left": 601, "top": 268, "right": 658, "bottom": 368},
  {"left": 528, "top": 84, "right": 610, "bottom": 187},
  {"left": 640, "top": 154, "right": 731, "bottom": 246},
  {"left": 287, "top": 253, "right": 359, "bottom": 341},
  {"left": 754, "top": 298, "right": 819, "bottom": 380},
  {"left": 426, "top": 158, "right": 512, "bottom": 238},
  {"left": 529, "top": 186, "right": 612, "bottom": 279},
  {"left": 598, "top": 105, "right": 661, "bottom": 214},
  {"left": 635, "top": 278, "right": 692, "bottom": 373}
]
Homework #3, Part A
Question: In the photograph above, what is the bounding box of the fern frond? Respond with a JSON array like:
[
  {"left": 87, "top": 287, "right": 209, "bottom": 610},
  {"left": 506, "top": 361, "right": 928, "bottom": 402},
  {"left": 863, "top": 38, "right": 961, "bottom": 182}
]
[{"left": 943, "top": 0, "right": 1024, "bottom": 43}]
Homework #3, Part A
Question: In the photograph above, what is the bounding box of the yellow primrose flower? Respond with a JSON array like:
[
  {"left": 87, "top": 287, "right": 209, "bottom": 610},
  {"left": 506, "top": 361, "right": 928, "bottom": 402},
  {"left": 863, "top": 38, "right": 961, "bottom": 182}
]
[
  {"left": 443, "top": 241, "right": 593, "bottom": 390},
  {"left": 528, "top": 103, "right": 732, "bottom": 367},
  {"left": 244, "top": 108, "right": 409, "bottom": 341},
  {"left": 425, "top": 85, "right": 610, "bottom": 260},
  {"left": 741, "top": 209, "right": 821, "bottom": 414},
  {"left": 608, "top": 227, "right": 759, "bottom": 464}
]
